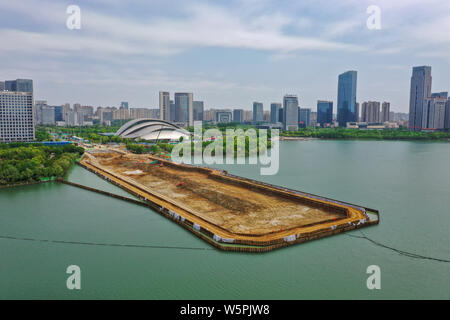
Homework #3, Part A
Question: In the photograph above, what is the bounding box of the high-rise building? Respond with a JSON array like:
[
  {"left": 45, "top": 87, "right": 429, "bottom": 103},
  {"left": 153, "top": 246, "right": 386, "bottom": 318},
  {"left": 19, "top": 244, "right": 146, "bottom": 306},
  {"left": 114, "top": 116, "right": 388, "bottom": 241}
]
[
  {"left": 5, "top": 79, "right": 33, "bottom": 93},
  {"left": 42, "top": 107, "right": 55, "bottom": 125},
  {"left": 445, "top": 100, "right": 450, "bottom": 130},
  {"left": 361, "top": 101, "right": 381, "bottom": 123},
  {"left": 97, "top": 107, "right": 115, "bottom": 125},
  {"left": 113, "top": 107, "right": 130, "bottom": 120},
  {"left": 431, "top": 92, "right": 448, "bottom": 99},
  {"left": 0, "top": 91, "right": 35, "bottom": 142},
  {"left": 253, "top": 102, "right": 264, "bottom": 124},
  {"left": 243, "top": 110, "right": 253, "bottom": 122},
  {"left": 65, "top": 111, "right": 76, "bottom": 126},
  {"left": 381, "top": 102, "right": 391, "bottom": 122},
  {"left": 193, "top": 101, "right": 204, "bottom": 121},
  {"left": 317, "top": 101, "right": 333, "bottom": 127},
  {"left": 203, "top": 109, "right": 216, "bottom": 122},
  {"left": 62, "top": 103, "right": 71, "bottom": 121},
  {"left": 409, "top": 66, "right": 432, "bottom": 130},
  {"left": 131, "top": 108, "right": 159, "bottom": 120},
  {"left": 278, "top": 108, "right": 283, "bottom": 123},
  {"left": 389, "top": 111, "right": 395, "bottom": 122},
  {"left": 311, "top": 112, "right": 317, "bottom": 127},
  {"left": 337, "top": 71, "right": 357, "bottom": 126},
  {"left": 233, "top": 109, "right": 244, "bottom": 123},
  {"left": 4, "top": 80, "right": 15, "bottom": 92},
  {"left": 283, "top": 95, "right": 299, "bottom": 131},
  {"left": 174, "top": 92, "right": 193, "bottom": 126},
  {"left": 54, "top": 106, "right": 63, "bottom": 122},
  {"left": 299, "top": 108, "right": 311, "bottom": 128},
  {"left": 34, "top": 100, "right": 47, "bottom": 124},
  {"left": 270, "top": 103, "right": 281, "bottom": 124},
  {"left": 159, "top": 91, "right": 170, "bottom": 121},
  {"left": 0, "top": 81, "right": 4, "bottom": 91},
  {"left": 423, "top": 97, "right": 446, "bottom": 130},
  {"left": 120, "top": 101, "right": 129, "bottom": 109}
]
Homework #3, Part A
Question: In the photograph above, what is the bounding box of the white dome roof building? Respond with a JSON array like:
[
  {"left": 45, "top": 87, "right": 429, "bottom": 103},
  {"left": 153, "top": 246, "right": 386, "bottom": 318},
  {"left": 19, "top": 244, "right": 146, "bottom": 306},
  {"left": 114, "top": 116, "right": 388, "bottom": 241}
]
[{"left": 115, "top": 119, "right": 190, "bottom": 141}]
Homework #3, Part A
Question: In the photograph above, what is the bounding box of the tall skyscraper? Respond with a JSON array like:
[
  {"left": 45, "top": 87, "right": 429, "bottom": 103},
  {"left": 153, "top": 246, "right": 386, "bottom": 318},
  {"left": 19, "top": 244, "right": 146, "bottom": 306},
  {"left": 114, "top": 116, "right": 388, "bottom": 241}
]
[
  {"left": 299, "top": 108, "right": 311, "bottom": 128},
  {"left": 233, "top": 109, "right": 244, "bottom": 123},
  {"left": 381, "top": 102, "right": 391, "bottom": 122},
  {"left": 174, "top": 92, "right": 193, "bottom": 126},
  {"left": 0, "top": 81, "right": 4, "bottom": 91},
  {"left": 0, "top": 91, "right": 35, "bottom": 142},
  {"left": 120, "top": 101, "right": 129, "bottom": 109},
  {"left": 193, "top": 101, "right": 204, "bottom": 121},
  {"left": 337, "top": 71, "right": 357, "bottom": 126},
  {"left": 253, "top": 102, "right": 264, "bottom": 124},
  {"left": 409, "top": 66, "right": 432, "bottom": 130},
  {"left": 317, "top": 100, "right": 333, "bottom": 127},
  {"left": 159, "top": 91, "right": 170, "bottom": 121},
  {"left": 270, "top": 103, "right": 281, "bottom": 124},
  {"left": 283, "top": 95, "right": 299, "bottom": 131}
]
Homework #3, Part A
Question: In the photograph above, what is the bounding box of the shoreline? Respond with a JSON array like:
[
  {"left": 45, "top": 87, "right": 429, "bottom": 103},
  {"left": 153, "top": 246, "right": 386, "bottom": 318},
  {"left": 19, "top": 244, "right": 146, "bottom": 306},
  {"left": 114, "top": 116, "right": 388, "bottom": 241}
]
[{"left": 280, "top": 136, "right": 450, "bottom": 142}]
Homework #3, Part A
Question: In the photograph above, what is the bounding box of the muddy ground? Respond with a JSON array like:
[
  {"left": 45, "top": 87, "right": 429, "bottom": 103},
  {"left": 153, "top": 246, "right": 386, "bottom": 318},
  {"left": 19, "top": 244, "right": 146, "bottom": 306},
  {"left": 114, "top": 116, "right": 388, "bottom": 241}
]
[{"left": 94, "top": 152, "right": 345, "bottom": 234}]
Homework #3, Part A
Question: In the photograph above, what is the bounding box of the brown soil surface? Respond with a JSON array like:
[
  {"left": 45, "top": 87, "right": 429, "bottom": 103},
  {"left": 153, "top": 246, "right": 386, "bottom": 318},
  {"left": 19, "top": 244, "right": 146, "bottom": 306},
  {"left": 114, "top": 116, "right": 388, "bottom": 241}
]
[{"left": 92, "top": 152, "right": 346, "bottom": 234}]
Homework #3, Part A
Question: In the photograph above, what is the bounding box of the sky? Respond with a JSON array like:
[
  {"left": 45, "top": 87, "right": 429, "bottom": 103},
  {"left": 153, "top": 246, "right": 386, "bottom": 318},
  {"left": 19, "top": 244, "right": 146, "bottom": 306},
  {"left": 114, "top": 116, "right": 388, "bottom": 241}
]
[{"left": 1, "top": 0, "right": 450, "bottom": 113}]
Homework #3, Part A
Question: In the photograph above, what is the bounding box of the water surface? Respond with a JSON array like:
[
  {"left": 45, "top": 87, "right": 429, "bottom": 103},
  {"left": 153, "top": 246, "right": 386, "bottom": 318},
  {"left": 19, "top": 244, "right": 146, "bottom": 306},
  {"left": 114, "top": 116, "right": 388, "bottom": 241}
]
[{"left": 0, "top": 140, "right": 449, "bottom": 299}]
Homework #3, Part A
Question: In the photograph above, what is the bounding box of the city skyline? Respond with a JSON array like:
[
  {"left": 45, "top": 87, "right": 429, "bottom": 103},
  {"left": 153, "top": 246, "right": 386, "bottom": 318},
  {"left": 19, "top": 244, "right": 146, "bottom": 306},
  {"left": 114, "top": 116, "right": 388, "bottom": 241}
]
[
  {"left": 2, "top": 0, "right": 450, "bottom": 112},
  {"left": 7, "top": 76, "right": 407, "bottom": 115}
]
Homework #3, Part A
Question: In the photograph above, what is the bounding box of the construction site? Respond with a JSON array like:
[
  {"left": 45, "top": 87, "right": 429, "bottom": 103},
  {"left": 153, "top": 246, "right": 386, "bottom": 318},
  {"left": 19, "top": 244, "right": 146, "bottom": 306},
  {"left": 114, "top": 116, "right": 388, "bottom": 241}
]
[{"left": 79, "top": 148, "right": 379, "bottom": 252}]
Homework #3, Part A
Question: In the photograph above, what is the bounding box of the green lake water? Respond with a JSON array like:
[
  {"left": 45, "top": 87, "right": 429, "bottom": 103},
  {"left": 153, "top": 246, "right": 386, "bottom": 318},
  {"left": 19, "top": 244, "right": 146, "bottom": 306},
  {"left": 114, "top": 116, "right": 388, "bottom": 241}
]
[{"left": 0, "top": 140, "right": 449, "bottom": 299}]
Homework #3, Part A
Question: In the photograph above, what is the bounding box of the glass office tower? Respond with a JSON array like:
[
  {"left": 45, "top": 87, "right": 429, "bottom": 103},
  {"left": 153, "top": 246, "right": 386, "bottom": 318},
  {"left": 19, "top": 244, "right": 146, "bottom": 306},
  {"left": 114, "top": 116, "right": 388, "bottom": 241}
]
[{"left": 337, "top": 71, "right": 357, "bottom": 126}]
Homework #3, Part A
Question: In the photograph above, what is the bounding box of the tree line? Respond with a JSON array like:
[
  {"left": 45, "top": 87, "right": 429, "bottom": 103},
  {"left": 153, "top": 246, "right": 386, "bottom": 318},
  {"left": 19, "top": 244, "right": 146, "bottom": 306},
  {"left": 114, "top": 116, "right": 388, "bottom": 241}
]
[
  {"left": 0, "top": 143, "right": 85, "bottom": 185},
  {"left": 281, "top": 128, "right": 450, "bottom": 140}
]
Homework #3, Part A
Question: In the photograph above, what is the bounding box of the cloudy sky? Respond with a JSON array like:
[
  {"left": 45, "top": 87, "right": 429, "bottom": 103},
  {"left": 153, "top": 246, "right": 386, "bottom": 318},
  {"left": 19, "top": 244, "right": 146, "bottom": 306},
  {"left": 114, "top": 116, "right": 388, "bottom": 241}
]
[{"left": 1, "top": 0, "right": 450, "bottom": 112}]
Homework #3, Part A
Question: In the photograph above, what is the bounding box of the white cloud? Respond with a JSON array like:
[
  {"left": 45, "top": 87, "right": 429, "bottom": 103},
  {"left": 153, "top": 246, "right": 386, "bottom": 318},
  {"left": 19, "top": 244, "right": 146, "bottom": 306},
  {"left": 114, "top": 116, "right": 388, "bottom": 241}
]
[{"left": 0, "top": 0, "right": 363, "bottom": 56}]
